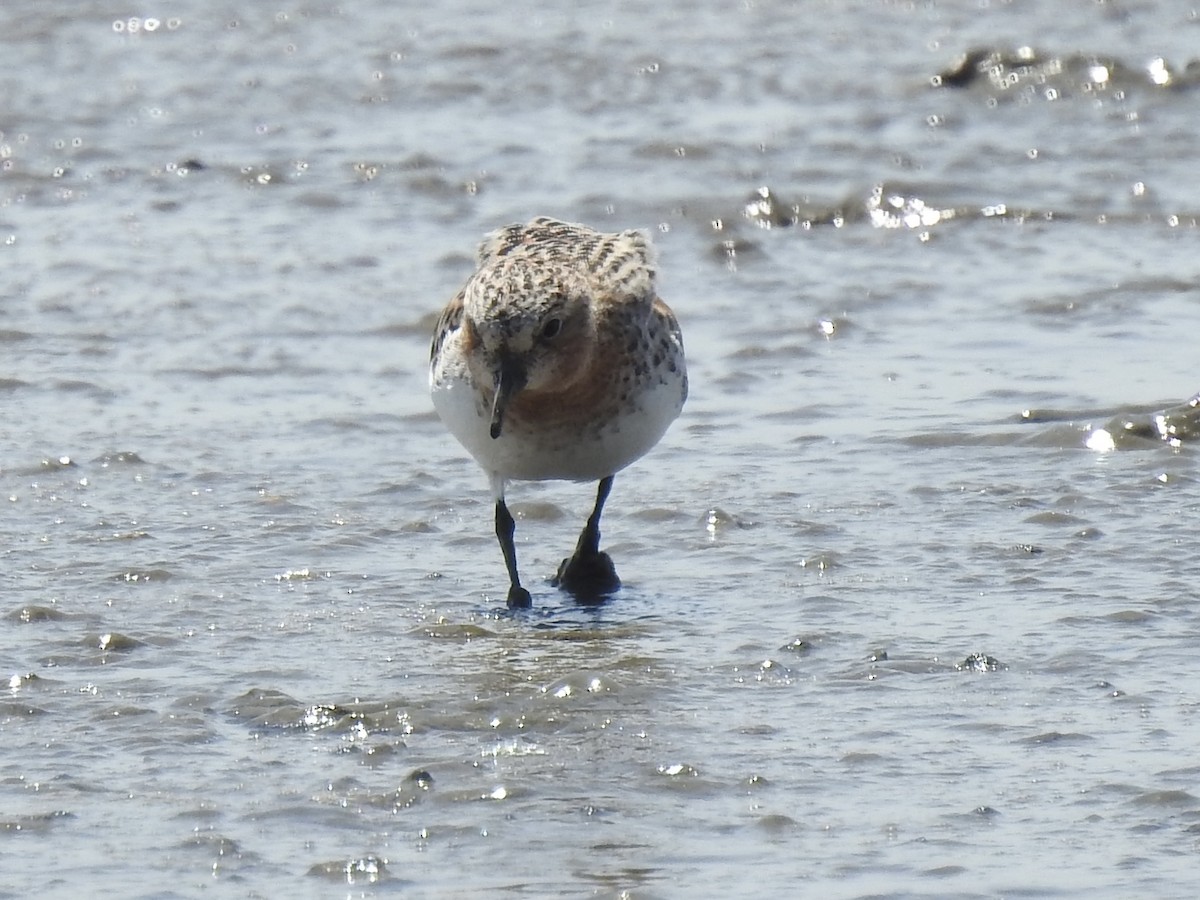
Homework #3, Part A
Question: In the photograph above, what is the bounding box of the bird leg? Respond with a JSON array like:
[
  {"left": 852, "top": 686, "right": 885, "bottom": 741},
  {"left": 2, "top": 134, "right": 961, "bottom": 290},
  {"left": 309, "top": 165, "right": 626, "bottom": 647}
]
[
  {"left": 552, "top": 475, "right": 621, "bottom": 603},
  {"left": 495, "top": 499, "right": 532, "bottom": 609}
]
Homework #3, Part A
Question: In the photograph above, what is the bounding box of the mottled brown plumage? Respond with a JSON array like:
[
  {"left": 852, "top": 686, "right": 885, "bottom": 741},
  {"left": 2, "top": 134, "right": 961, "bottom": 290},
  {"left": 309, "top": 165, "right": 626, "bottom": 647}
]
[{"left": 429, "top": 217, "right": 687, "bottom": 608}]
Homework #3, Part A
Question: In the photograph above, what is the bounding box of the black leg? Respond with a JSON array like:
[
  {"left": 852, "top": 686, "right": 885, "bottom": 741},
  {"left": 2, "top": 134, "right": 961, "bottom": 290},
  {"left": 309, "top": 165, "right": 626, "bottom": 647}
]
[
  {"left": 578, "top": 474, "right": 613, "bottom": 557},
  {"left": 552, "top": 475, "right": 621, "bottom": 603},
  {"left": 495, "top": 499, "right": 532, "bottom": 609}
]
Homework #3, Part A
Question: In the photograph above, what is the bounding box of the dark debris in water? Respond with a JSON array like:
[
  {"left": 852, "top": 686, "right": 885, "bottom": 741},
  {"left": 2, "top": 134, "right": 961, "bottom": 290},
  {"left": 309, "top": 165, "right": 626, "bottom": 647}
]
[
  {"left": 933, "top": 47, "right": 1200, "bottom": 95},
  {"left": 956, "top": 652, "right": 1004, "bottom": 673},
  {"left": 407, "top": 769, "right": 434, "bottom": 790}
]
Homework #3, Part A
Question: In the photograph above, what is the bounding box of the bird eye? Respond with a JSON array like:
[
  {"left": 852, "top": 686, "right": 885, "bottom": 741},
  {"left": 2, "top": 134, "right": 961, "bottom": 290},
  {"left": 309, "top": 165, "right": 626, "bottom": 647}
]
[{"left": 541, "top": 317, "right": 563, "bottom": 340}]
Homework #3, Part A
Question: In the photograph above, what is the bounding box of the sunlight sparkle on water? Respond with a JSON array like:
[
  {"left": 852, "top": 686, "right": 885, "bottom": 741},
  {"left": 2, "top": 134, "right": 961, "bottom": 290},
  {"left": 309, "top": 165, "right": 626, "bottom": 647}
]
[{"left": 1085, "top": 428, "right": 1116, "bottom": 453}]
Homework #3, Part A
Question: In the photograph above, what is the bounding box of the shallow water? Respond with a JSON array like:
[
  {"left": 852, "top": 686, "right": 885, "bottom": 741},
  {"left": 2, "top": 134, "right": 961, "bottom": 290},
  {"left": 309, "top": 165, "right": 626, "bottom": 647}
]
[{"left": 3, "top": 2, "right": 1200, "bottom": 897}]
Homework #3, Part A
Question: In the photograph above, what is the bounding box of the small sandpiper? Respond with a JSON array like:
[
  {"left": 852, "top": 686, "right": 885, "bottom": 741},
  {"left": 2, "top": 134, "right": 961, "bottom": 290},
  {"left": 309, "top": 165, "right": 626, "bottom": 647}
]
[{"left": 429, "top": 216, "right": 687, "bottom": 608}]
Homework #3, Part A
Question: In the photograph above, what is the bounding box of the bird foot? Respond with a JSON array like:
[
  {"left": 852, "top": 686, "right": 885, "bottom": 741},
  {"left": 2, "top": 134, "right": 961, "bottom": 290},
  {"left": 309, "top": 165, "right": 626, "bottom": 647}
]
[
  {"left": 552, "top": 551, "right": 621, "bottom": 604},
  {"left": 506, "top": 585, "right": 533, "bottom": 609}
]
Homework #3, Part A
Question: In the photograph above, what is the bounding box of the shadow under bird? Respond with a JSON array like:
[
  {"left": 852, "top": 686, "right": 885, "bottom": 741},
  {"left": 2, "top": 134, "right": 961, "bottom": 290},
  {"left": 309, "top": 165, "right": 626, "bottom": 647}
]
[{"left": 429, "top": 217, "right": 688, "bottom": 608}]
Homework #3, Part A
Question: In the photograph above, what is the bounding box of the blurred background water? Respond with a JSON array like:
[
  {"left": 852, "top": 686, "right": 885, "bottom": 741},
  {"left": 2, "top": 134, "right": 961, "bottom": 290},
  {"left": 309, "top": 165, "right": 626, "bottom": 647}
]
[{"left": 3, "top": 1, "right": 1200, "bottom": 897}]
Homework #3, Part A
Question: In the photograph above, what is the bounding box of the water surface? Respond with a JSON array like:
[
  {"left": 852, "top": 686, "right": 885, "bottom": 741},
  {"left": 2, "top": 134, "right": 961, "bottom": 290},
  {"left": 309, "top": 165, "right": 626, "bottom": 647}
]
[{"left": 3, "top": 2, "right": 1200, "bottom": 897}]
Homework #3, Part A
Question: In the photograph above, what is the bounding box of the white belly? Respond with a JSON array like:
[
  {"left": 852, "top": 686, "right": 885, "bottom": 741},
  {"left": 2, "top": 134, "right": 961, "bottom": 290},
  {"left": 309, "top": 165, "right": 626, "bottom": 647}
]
[{"left": 431, "top": 375, "right": 683, "bottom": 485}]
